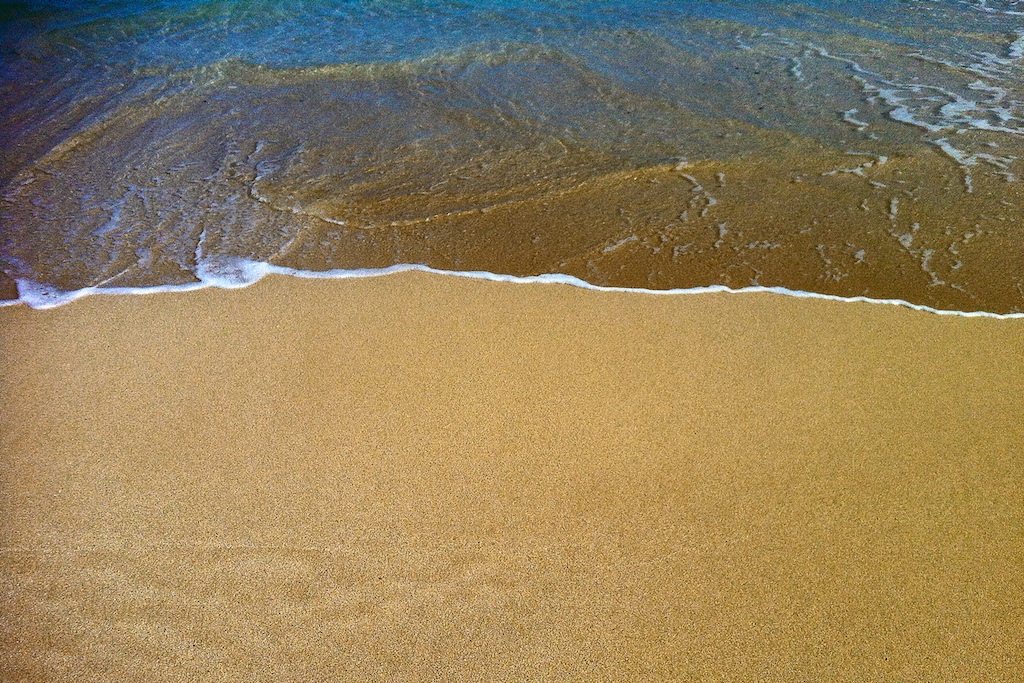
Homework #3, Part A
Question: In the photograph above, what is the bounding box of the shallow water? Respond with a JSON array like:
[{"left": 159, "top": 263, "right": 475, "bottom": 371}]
[{"left": 2, "top": 0, "right": 1024, "bottom": 312}]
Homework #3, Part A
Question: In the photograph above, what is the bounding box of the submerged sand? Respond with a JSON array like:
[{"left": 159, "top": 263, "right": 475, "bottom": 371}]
[{"left": 1, "top": 271, "right": 1022, "bottom": 681}]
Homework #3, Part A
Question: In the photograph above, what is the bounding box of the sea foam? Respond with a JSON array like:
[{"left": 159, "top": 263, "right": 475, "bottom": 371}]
[{"left": 3, "top": 260, "right": 1022, "bottom": 319}]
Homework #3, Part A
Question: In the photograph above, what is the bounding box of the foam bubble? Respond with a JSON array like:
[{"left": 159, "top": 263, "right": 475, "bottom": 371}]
[
  {"left": 13, "top": 280, "right": 90, "bottom": 310},
  {"left": 194, "top": 257, "right": 274, "bottom": 289}
]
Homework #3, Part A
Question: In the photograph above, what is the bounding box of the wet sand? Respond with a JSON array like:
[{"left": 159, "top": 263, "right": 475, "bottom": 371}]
[
  {"left": 1, "top": 271, "right": 1022, "bottom": 681},
  {"left": 8, "top": 136, "right": 1024, "bottom": 314}
]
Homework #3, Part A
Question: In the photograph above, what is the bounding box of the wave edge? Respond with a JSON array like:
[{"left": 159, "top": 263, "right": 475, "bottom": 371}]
[{"left": 2, "top": 261, "right": 1022, "bottom": 319}]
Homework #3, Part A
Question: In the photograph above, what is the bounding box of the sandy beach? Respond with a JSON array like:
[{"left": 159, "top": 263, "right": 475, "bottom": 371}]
[{"left": 1, "top": 271, "right": 1022, "bottom": 681}]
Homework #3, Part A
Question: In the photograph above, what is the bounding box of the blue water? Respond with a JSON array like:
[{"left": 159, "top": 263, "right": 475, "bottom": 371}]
[
  {"left": 3, "top": 1, "right": 1014, "bottom": 72},
  {"left": 2, "top": 0, "right": 1024, "bottom": 311},
  {"left": 2, "top": 2, "right": 1010, "bottom": 52}
]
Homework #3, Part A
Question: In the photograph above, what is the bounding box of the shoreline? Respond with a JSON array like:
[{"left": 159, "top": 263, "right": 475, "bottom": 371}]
[
  {"left": 2, "top": 270, "right": 1022, "bottom": 680},
  {"left": 4, "top": 261, "right": 1024, "bottom": 318}
]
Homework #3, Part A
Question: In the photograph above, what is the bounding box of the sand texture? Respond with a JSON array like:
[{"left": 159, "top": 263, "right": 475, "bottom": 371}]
[{"left": 1, "top": 271, "right": 1022, "bottom": 681}]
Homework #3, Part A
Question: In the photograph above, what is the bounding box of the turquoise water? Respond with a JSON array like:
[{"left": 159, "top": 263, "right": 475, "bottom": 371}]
[{"left": 2, "top": 1, "right": 1024, "bottom": 311}]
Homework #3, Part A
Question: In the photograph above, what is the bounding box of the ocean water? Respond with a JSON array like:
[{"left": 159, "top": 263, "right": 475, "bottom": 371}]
[{"left": 2, "top": 0, "right": 1023, "bottom": 312}]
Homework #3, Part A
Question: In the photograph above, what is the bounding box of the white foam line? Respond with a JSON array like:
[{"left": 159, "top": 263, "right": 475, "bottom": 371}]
[{"left": 3, "top": 260, "right": 1022, "bottom": 319}]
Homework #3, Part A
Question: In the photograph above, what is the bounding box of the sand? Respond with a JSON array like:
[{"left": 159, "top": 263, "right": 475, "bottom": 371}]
[{"left": 1, "top": 271, "right": 1022, "bottom": 681}]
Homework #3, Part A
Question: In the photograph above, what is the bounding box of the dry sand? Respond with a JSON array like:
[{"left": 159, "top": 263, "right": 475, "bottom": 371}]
[{"left": 1, "top": 271, "right": 1022, "bottom": 681}]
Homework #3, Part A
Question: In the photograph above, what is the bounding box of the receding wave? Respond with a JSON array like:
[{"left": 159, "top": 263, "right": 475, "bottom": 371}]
[{"left": 2, "top": 0, "right": 1024, "bottom": 313}]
